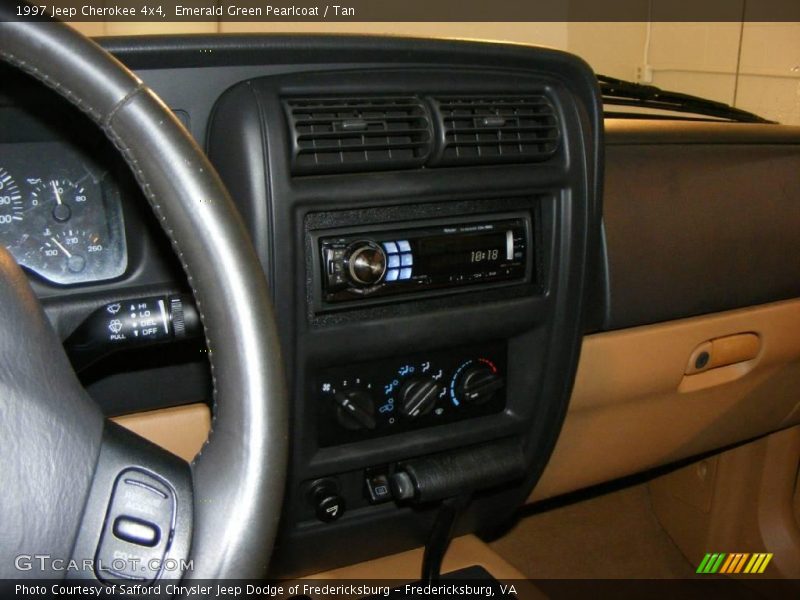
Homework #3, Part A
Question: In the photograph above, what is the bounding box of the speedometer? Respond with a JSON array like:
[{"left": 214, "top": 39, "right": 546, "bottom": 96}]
[{"left": 0, "top": 167, "right": 24, "bottom": 230}]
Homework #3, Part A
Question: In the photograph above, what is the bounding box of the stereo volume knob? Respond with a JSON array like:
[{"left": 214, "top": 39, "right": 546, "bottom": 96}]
[
  {"left": 346, "top": 242, "right": 387, "bottom": 286},
  {"left": 399, "top": 377, "right": 444, "bottom": 418},
  {"left": 455, "top": 363, "right": 504, "bottom": 406}
]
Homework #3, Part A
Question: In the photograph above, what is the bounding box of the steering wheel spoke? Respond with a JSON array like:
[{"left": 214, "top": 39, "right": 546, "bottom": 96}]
[
  {"left": 0, "top": 244, "right": 193, "bottom": 586},
  {"left": 68, "top": 422, "right": 193, "bottom": 585}
]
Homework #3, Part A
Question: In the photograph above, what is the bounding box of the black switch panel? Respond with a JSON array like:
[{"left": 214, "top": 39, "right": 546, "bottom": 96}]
[
  {"left": 315, "top": 342, "right": 506, "bottom": 447},
  {"left": 95, "top": 468, "right": 175, "bottom": 583}
]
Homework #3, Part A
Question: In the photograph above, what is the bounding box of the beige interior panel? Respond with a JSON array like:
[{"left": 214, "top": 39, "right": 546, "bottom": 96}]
[
  {"left": 531, "top": 298, "right": 800, "bottom": 502},
  {"left": 649, "top": 426, "right": 800, "bottom": 578},
  {"left": 303, "top": 534, "right": 541, "bottom": 596},
  {"left": 112, "top": 403, "right": 211, "bottom": 463},
  {"left": 103, "top": 22, "right": 219, "bottom": 36},
  {"left": 306, "top": 535, "right": 528, "bottom": 581}
]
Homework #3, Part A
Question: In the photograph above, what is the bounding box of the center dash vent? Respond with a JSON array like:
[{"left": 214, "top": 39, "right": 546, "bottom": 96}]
[
  {"left": 431, "top": 96, "right": 560, "bottom": 166},
  {"left": 284, "top": 97, "right": 432, "bottom": 175}
]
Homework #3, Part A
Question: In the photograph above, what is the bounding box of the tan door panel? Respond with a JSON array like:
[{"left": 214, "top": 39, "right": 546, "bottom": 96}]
[{"left": 531, "top": 298, "right": 800, "bottom": 502}]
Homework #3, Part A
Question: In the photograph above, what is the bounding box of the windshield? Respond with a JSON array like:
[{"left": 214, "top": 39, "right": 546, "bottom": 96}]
[{"left": 68, "top": 20, "right": 799, "bottom": 125}]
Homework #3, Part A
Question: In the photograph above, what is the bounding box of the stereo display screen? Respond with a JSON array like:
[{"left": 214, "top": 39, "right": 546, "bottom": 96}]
[{"left": 415, "top": 231, "right": 509, "bottom": 274}]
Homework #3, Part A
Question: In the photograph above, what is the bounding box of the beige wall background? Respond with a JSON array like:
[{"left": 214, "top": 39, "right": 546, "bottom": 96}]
[{"left": 70, "top": 20, "right": 800, "bottom": 124}]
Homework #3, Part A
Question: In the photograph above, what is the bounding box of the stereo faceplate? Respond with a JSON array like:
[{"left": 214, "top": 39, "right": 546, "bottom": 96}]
[{"left": 313, "top": 212, "right": 532, "bottom": 310}]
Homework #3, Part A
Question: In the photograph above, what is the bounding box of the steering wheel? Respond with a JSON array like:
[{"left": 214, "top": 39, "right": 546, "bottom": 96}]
[{"left": 0, "top": 19, "right": 288, "bottom": 583}]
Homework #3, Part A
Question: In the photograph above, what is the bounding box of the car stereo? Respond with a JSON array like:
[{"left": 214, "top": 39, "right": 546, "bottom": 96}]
[{"left": 314, "top": 212, "right": 532, "bottom": 306}]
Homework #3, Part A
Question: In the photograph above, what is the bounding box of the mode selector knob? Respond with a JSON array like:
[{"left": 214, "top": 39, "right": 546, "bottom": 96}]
[
  {"left": 334, "top": 389, "right": 377, "bottom": 431},
  {"left": 346, "top": 241, "right": 387, "bottom": 286},
  {"left": 399, "top": 377, "right": 443, "bottom": 419},
  {"left": 456, "top": 363, "right": 504, "bottom": 406}
]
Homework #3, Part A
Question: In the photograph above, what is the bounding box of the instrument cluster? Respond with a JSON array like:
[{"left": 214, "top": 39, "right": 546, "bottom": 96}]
[{"left": 0, "top": 141, "right": 127, "bottom": 285}]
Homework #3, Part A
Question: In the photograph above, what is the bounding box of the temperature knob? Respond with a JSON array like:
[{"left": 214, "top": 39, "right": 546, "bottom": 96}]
[
  {"left": 346, "top": 241, "right": 387, "bottom": 286},
  {"left": 334, "top": 389, "right": 377, "bottom": 431},
  {"left": 399, "top": 377, "right": 443, "bottom": 419},
  {"left": 454, "top": 363, "right": 504, "bottom": 406}
]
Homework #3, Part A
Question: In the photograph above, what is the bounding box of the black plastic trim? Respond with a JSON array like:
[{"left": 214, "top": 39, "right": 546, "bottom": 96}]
[{"left": 208, "top": 54, "right": 602, "bottom": 576}]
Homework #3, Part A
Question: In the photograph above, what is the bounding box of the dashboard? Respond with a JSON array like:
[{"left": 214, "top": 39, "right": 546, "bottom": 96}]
[{"left": 3, "top": 33, "right": 800, "bottom": 580}]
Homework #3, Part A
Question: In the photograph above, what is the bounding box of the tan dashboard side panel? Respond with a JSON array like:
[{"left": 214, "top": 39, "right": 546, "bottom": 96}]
[
  {"left": 112, "top": 404, "right": 211, "bottom": 463},
  {"left": 531, "top": 299, "right": 800, "bottom": 502}
]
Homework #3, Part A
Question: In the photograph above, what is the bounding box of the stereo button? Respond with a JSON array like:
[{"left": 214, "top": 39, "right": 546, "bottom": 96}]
[
  {"left": 401, "top": 254, "right": 413, "bottom": 266},
  {"left": 386, "top": 269, "right": 400, "bottom": 282},
  {"left": 397, "top": 240, "right": 411, "bottom": 252},
  {"left": 347, "top": 242, "right": 387, "bottom": 286},
  {"left": 388, "top": 254, "right": 401, "bottom": 268},
  {"left": 382, "top": 242, "right": 398, "bottom": 254},
  {"left": 399, "top": 268, "right": 413, "bottom": 280}
]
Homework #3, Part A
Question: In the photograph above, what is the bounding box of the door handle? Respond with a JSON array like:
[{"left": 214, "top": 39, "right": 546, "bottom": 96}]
[{"left": 685, "top": 333, "right": 761, "bottom": 375}]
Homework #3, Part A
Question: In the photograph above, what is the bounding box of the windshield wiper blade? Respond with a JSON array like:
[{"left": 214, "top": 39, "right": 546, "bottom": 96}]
[{"left": 597, "top": 74, "right": 775, "bottom": 124}]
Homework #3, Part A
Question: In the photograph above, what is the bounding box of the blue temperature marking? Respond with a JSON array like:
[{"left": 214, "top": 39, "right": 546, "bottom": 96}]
[{"left": 450, "top": 359, "right": 474, "bottom": 407}]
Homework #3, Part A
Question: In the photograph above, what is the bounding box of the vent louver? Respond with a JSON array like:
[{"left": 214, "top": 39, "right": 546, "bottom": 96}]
[
  {"left": 431, "top": 96, "right": 560, "bottom": 165},
  {"left": 285, "top": 97, "right": 433, "bottom": 174}
]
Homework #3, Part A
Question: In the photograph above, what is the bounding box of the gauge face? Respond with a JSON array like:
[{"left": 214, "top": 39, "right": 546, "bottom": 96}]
[
  {"left": 30, "top": 178, "right": 90, "bottom": 224},
  {"left": 30, "top": 229, "right": 107, "bottom": 280},
  {"left": 0, "top": 168, "right": 24, "bottom": 231},
  {"left": 0, "top": 143, "right": 128, "bottom": 286}
]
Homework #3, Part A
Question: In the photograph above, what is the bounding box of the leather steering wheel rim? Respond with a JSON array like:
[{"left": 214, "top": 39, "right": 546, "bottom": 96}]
[{"left": 0, "top": 20, "right": 288, "bottom": 580}]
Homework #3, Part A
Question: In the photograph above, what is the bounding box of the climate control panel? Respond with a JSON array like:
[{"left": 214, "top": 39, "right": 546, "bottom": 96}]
[{"left": 315, "top": 343, "right": 506, "bottom": 446}]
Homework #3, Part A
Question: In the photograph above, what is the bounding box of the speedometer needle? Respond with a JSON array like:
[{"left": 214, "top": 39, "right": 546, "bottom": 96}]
[
  {"left": 51, "top": 237, "right": 72, "bottom": 258},
  {"left": 51, "top": 180, "right": 63, "bottom": 205}
]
